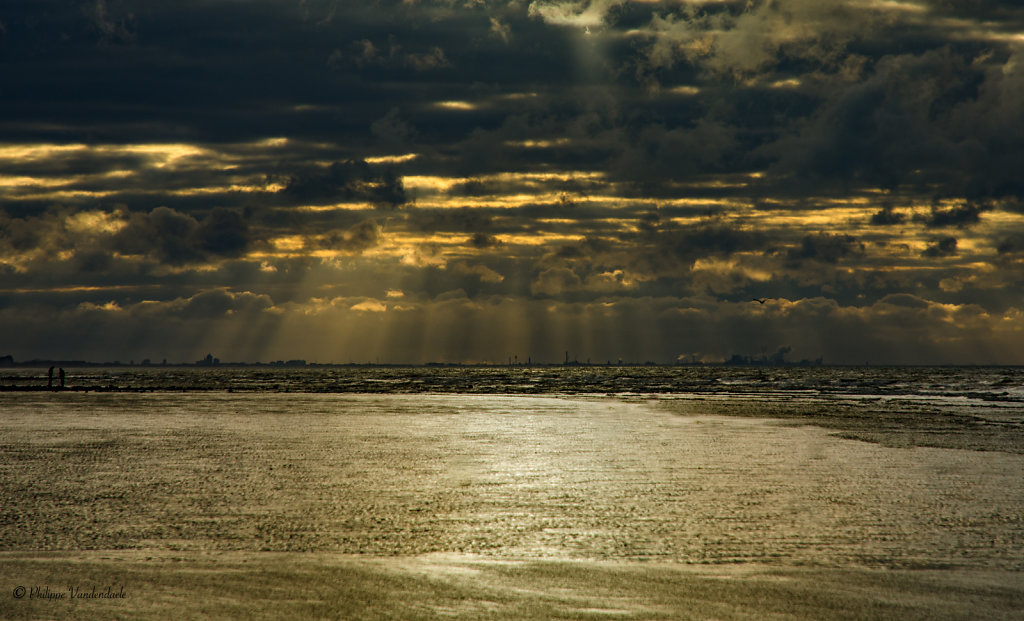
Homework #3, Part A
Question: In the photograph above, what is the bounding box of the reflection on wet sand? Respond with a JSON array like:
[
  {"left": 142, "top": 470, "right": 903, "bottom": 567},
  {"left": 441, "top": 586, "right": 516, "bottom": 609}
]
[{"left": 1, "top": 393, "right": 1022, "bottom": 619}]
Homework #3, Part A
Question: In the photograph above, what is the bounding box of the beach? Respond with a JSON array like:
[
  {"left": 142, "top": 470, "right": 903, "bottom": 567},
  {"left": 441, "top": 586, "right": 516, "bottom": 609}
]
[{"left": 1, "top": 389, "right": 1023, "bottom": 619}]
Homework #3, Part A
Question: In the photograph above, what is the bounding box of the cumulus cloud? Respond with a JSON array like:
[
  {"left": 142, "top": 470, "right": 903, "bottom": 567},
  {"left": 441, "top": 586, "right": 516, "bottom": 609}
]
[
  {"left": 531, "top": 266, "right": 583, "bottom": 296},
  {"left": 319, "top": 219, "right": 383, "bottom": 254},
  {"left": 453, "top": 262, "right": 505, "bottom": 283},
  {"left": 490, "top": 16, "right": 512, "bottom": 43},
  {"left": 350, "top": 299, "right": 388, "bottom": 312},
  {"left": 172, "top": 289, "right": 274, "bottom": 319},
  {"left": 528, "top": 0, "right": 623, "bottom": 28}
]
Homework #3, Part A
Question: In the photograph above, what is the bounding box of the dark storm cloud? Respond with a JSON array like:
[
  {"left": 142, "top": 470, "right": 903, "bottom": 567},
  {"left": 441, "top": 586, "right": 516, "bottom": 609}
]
[
  {"left": 195, "top": 208, "right": 249, "bottom": 256},
  {"left": 577, "top": 2, "right": 1024, "bottom": 201},
  {"left": 169, "top": 289, "right": 274, "bottom": 320},
  {"left": 0, "top": 211, "right": 44, "bottom": 252},
  {"left": 922, "top": 236, "right": 958, "bottom": 258},
  {"left": 920, "top": 201, "right": 987, "bottom": 228},
  {"left": 328, "top": 37, "right": 450, "bottom": 72},
  {"left": 0, "top": 288, "right": 280, "bottom": 362},
  {"left": 764, "top": 48, "right": 997, "bottom": 194},
  {"left": 409, "top": 209, "right": 498, "bottom": 235},
  {"left": 523, "top": 219, "right": 771, "bottom": 300},
  {"left": 1, "top": 1, "right": 449, "bottom": 144},
  {"left": 470, "top": 232, "right": 504, "bottom": 249},
  {"left": 869, "top": 206, "right": 907, "bottom": 226},
  {"left": 787, "top": 234, "right": 865, "bottom": 264},
  {"left": 3, "top": 0, "right": 1014, "bottom": 201},
  {"left": 661, "top": 221, "right": 767, "bottom": 257},
  {"left": 997, "top": 234, "right": 1024, "bottom": 255},
  {"left": 280, "top": 160, "right": 407, "bottom": 207},
  {"left": 112, "top": 207, "right": 251, "bottom": 265}
]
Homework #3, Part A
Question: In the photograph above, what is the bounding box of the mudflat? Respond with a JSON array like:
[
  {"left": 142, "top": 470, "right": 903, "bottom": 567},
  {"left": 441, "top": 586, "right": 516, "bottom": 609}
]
[{"left": 1, "top": 392, "right": 1022, "bottom": 619}]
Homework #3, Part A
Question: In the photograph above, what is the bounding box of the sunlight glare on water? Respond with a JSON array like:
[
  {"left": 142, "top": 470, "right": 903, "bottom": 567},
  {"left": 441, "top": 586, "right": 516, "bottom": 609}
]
[{"left": 1, "top": 391, "right": 1021, "bottom": 570}]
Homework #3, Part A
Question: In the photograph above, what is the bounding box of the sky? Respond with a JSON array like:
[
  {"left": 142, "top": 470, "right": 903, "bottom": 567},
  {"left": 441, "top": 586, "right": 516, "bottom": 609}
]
[{"left": 2, "top": 0, "right": 1024, "bottom": 365}]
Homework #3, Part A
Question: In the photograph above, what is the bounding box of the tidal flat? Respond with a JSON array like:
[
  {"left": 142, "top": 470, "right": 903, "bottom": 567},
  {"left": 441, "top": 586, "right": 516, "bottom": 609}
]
[{"left": 1, "top": 392, "right": 1022, "bottom": 619}]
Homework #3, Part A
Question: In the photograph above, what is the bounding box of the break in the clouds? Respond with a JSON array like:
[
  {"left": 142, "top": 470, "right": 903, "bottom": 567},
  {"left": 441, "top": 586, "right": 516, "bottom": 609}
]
[{"left": 2, "top": 0, "right": 1024, "bottom": 364}]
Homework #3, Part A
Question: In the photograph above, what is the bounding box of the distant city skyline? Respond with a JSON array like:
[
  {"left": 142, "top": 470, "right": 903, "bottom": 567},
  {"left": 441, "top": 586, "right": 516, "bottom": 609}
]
[
  {"left": 3, "top": 1, "right": 1024, "bottom": 365},
  {"left": 0, "top": 348, "right": 829, "bottom": 367}
]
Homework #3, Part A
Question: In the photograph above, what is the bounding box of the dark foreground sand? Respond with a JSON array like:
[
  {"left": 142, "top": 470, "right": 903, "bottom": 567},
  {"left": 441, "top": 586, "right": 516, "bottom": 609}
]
[{"left": 1, "top": 392, "right": 1022, "bottom": 619}]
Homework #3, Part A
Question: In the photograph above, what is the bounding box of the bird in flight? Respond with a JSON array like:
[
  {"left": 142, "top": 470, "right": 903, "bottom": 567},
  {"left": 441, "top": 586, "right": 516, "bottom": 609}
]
[{"left": 752, "top": 298, "right": 767, "bottom": 304}]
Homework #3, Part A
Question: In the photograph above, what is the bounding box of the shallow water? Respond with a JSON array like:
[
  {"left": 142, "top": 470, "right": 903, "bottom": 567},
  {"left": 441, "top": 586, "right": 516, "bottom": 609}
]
[
  {"left": 2, "top": 382, "right": 1023, "bottom": 618},
  {"left": 2, "top": 392, "right": 1021, "bottom": 570},
  {"left": 4, "top": 365, "right": 1024, "bottom": 404}
]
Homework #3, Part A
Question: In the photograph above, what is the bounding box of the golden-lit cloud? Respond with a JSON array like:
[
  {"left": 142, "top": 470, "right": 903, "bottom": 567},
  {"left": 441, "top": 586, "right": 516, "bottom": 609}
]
[{"left": 350, "top": 299, "right": 388, "bottom": 313}]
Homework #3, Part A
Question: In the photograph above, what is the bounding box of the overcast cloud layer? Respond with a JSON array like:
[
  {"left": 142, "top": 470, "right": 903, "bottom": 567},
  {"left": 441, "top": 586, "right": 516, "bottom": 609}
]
[{"left": 2, "top": 0, "right": 1024, "bottom": 364}]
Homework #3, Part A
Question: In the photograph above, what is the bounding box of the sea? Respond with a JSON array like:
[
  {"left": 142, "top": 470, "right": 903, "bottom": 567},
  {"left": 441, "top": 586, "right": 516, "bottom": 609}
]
[
  {"left": 2, "top": 366, "right": 1023, "bottom": 619},
  {"left": 4, "top": 364, "right": 1024, "bottom": 401}
]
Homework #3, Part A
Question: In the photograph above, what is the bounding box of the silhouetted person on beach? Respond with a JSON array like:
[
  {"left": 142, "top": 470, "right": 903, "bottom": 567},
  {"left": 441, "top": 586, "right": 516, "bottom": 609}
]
[
  {"left": 48, "top": 366, "right": 54, "bottom": 388},
  {"left": 59, "top": 367, "right": 65, "bottom": 389}
]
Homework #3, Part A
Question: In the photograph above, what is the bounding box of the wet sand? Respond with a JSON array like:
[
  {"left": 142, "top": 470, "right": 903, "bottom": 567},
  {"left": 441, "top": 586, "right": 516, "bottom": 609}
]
[
  {"left": 3, "top": 552, "right": 1022, "bottom": 620},
  {"left": 1, "top": 392, "right": 1022, "bottom": 618}
]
